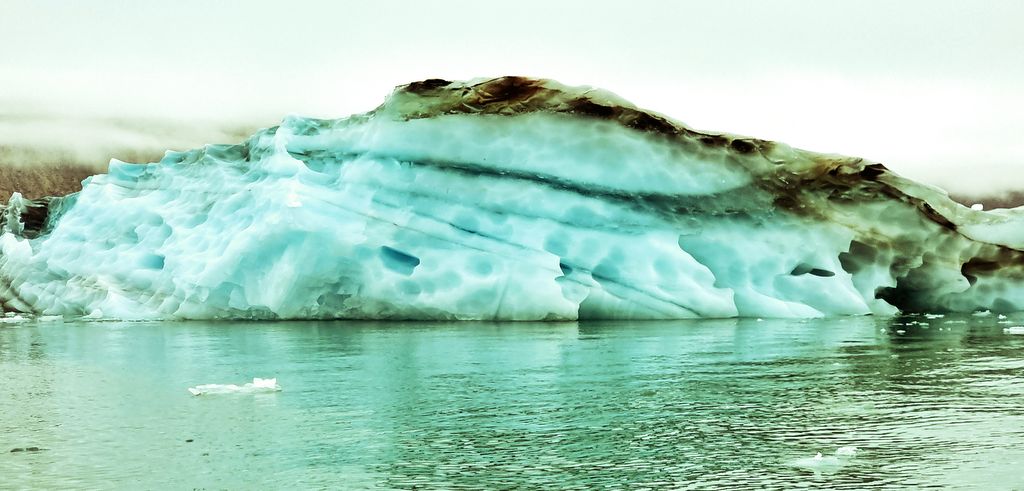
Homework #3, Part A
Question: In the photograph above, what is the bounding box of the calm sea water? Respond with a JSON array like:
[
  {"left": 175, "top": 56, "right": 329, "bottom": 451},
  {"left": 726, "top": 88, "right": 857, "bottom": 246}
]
[{"left": 3, "top": 314, "right": 1024, "bottom": 489}]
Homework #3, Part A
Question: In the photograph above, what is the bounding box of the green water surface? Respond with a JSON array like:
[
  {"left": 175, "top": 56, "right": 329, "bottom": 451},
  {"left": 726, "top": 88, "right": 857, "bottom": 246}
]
[{"left": 3, "top": 315, "right": 1024, "bottom": 489}]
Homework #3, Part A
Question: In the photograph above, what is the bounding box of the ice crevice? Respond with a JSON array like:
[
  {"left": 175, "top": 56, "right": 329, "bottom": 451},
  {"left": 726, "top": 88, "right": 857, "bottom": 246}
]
[{"left": 1, "top": 76, "right": 1023, "bottom": 320}]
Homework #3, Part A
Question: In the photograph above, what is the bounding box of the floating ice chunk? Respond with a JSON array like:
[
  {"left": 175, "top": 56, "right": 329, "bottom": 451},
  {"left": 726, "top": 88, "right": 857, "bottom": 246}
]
[
  {"left": 835, "top": 446, "right": 858, "bottom": 456},
  {"left": 793, "top": 446, "right": 857, "bottom": 470},
  {"left": 924, "top": 314, "right": 945, "bottom": 319},
  {"left": 251, "top": 377, "right": 278, "bottom": 389},
  {"left": 188, "top": 384, "right": 236, "bottom": 396},
  {"left": 973, "top": 311, "right": 993, "bottom": 317},
  {"left": 792, "top": 452, "right": 843, "bottom": 471},
  {"left": 0, "top": 315, "right": 29, "bottom": 323},
  {"left": 187, "top": 377, "right": 281, "bottom": 396},
  {"left": 971, "top": 203, "right": 984, "bottom": 211},
  {"left": 998, "top": 314, "right": 1008, "bottom": 319},
  {"left": 1003, "top": 326, "right": 1024, "bottom": 335}
]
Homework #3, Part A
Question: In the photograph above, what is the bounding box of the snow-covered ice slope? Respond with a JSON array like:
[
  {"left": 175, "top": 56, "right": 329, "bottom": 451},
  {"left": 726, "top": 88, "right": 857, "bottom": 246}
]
[{"left": 2, "top": 77, "right": 1023, "bottom": 320}]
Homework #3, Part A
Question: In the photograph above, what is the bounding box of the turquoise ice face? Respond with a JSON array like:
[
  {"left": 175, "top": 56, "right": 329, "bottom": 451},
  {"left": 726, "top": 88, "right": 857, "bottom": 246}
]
[{"left": 0, "top": 77, "right": 1021, "bottom": 320}]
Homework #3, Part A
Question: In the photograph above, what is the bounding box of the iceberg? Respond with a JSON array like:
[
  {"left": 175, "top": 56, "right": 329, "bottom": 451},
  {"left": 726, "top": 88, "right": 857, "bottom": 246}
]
[{"left": 1, "top": 76, "right": 1023, "bottom": 320}]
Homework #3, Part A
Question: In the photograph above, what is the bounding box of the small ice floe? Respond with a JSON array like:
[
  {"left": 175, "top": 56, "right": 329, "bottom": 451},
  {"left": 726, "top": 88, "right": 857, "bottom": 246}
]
[
  {"left": 792, "top": 446, "right": 858, "bottom": 472},
  {"left": 924, "top": 314, "right": 945, "bottom": 319},
  {"left": 835, "top": 446, "right": 858, "bottom": 456},
  {"left": 971, "top": 203, "right": 985, "bottom": 211},
  {"left": 1003, "top": 326, "right": 1024, "bottom": 335},
  {"left": 792, "top": 452, "right": 842, "bottom": 471},
  {"left": 998, "top": 314, "right": 1008, "bottom": 320},
  {"left": 188, "top": 377, "right": 281, "bottom": 396},
  {"left": 973, "top": 310, "right": 992, "bottom": 317},
  {"left": 0, "top": 315, "right": 30, "bottom": 324}
]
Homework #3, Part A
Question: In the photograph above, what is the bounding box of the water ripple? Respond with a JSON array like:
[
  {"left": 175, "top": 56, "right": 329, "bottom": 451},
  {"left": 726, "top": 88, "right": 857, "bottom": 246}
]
[{"left": 2, "top": 314, "right": 1024, "bottom": 488}]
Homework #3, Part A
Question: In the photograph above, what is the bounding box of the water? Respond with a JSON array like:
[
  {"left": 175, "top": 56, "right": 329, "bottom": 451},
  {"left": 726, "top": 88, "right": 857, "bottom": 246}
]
[{"left": 3, "top": 314, "right": 1024, "bottom": 489}]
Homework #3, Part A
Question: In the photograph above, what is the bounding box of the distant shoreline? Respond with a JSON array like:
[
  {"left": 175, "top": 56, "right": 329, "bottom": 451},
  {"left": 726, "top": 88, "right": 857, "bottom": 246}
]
[{"left": 0, "top": 163, "right": 98, "bottom": 200}]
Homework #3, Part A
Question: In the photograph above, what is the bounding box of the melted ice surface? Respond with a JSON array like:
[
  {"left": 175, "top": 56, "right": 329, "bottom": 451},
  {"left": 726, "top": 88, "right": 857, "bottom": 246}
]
[{"left": 0, "top": 77, "right": 1022, "bottom": 320}]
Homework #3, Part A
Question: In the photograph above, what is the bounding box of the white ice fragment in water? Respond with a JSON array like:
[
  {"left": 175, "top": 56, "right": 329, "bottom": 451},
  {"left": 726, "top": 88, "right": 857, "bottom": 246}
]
[
  {"left": 1003, "top": 326, "right": 1024, "bottom": 335},
  {"left": 251, "top": 377, "right": 278, "bottom": 389},
  {"left": 924, "top": 314, "right": 945, "bottom": 319},
  {"left": 792, "top": 451, "right": 843, "bottom": 471},
  {"left": 188, "top": 377, "right": 281, "bottom": 396},
  {"left": 895, "top": 329, "right": 907, "bottom": 335},
  {"left": 971, "top": 203, "right": 984, "bottom": 211},
  {"left": 0, "top": 315, "right": 29, "bottom": 323},
  {"left": 835, "top": 446, "right": 858, "bottom": 456},
  {"left": 974, "top": 311, "right": 993, "bottom": 317},
  {"left": 998, "top": 314, "right": 1008, "bottom": 320}
]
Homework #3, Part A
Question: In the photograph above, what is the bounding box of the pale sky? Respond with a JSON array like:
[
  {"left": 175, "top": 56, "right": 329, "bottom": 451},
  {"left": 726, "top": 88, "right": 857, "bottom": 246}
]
[{"left": 2, "top": 0, "right": 1023, "bottom": 196}]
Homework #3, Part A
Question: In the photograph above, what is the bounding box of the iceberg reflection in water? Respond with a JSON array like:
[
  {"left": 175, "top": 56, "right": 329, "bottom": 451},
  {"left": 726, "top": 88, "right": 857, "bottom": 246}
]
[{"left": 2, "top": 314, "right": 1024, "bottom": 488}]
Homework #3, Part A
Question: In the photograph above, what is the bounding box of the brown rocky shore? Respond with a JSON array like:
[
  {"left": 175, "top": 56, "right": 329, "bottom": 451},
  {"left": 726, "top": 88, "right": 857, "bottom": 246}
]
[{"left": 0, "top": 164, "right": 98, "bottom": 200}]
